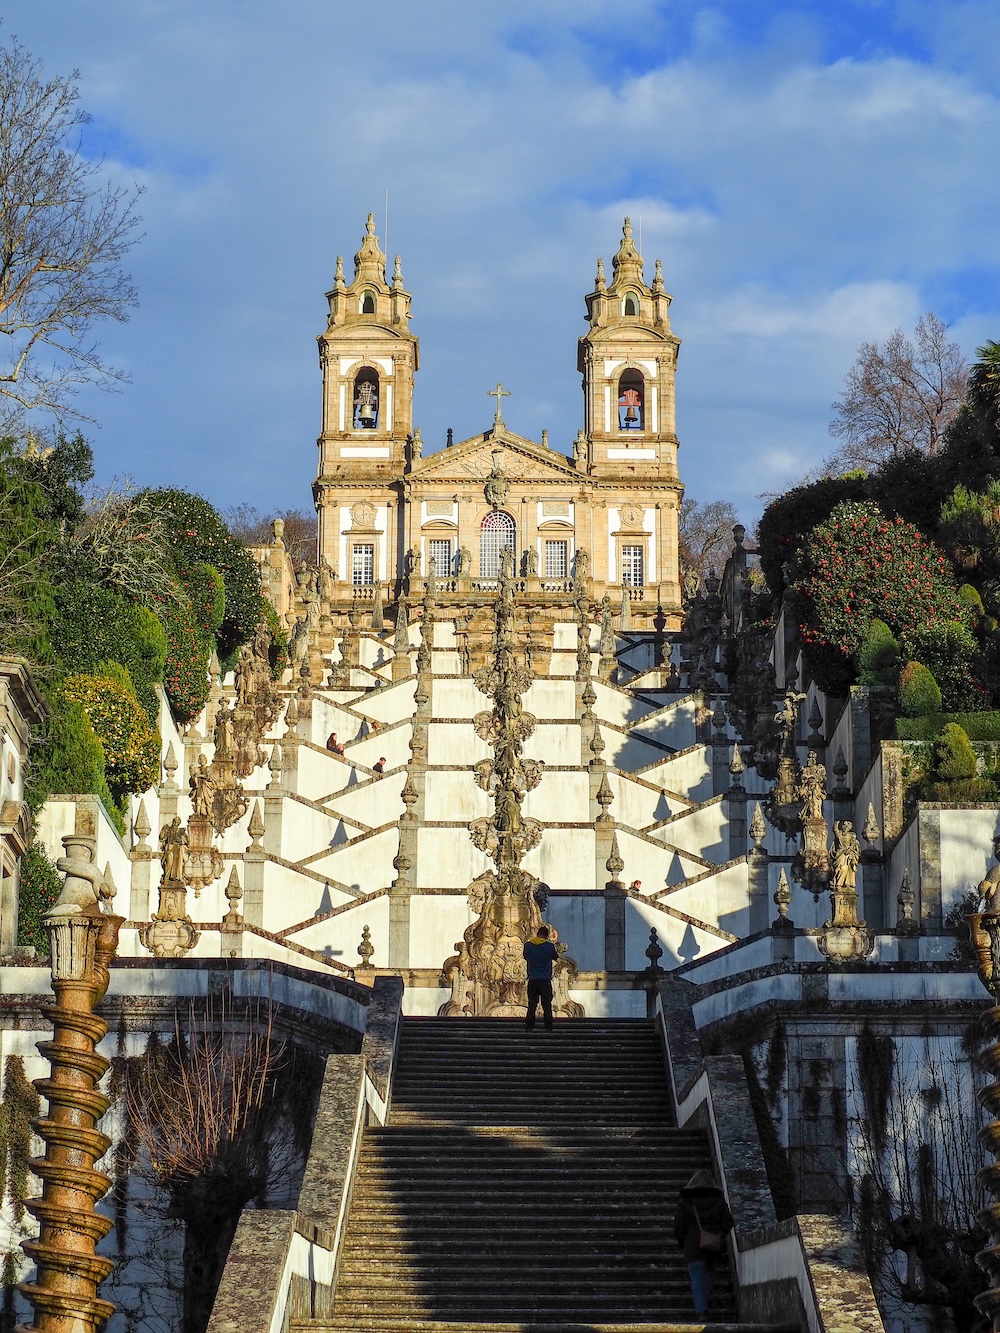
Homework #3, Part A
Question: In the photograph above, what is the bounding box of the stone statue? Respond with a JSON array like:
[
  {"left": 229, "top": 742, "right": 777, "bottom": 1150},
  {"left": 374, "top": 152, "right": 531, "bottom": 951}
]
[
  {"left": 797, "top": 750, "right": 827, "bottom": 823},
  {"left": 831, "top": 821, "right": 861, "bottom": 892},
  {"left": 411, "top": 428, "right": 423, "bottom": 458},
  {"left": 458, "top": 546, "right": 472, "bottom": 576},
  {"left": 573, "top": 430, "right": 587, "bottom": 466},
  {"left": 524, "top": 547, "right": 538, "bottom": 576},
  {"left": 188, "top": 755, "right": 214, "bottom": 819},
  {"left": 574, "top": 548, "right": 590, "bottom": 581},
  {"left": 159, "top": 817, "right": 189, "bottom": 885},
  {"left": 319, "top": 559, "right": 337, "bottom": 600},
  {"left": 213, "top": 700, "right": 234, "bottom": 757},
  {"left": 405, "top": 544, "right": 421, "bottom": 577}
]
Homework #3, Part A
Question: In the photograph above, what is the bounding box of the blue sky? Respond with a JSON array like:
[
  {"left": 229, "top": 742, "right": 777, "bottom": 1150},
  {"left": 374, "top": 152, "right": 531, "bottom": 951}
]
[{"left": 4, "top": 0, "right": 1000, "bottom": 526}]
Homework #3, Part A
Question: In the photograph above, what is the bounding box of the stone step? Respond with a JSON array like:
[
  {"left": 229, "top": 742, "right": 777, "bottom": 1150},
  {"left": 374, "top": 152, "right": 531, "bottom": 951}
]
[
  {"left": 296, "top": 1322, "right": 791, "bottom": 1332},
  {"left": 328, "top": 1301, "right": 739, "bottom": 1321}
]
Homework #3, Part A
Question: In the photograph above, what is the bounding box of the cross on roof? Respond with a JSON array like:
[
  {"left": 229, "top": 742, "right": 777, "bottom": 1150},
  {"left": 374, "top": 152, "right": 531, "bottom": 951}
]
[{"left": 487, "top": 382, "right": 511, "bottom": 424}]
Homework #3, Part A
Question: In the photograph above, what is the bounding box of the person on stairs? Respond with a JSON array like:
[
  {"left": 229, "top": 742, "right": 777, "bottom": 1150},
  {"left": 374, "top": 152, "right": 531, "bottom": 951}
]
[
  {"left": 523, "top": 925, "right": 559, "bottom": 1032},
  {"left": 673, "top": 1169, "right": 734, "bottom": 1320}
]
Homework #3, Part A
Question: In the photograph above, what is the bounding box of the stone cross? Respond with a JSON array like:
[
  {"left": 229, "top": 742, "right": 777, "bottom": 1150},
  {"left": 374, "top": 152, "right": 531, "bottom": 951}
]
[{"left": 487, "top": 383, "right": 511, "bottom": 424}]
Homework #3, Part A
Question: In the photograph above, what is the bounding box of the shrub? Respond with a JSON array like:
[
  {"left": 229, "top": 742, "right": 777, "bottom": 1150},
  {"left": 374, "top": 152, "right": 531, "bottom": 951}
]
[
  {"left": 924, "top": 723, "right": 993, "bottom": 801},
  {"left": 262, "top": 598, "right": 288, "bottom": 678},
  {"left": 788, "top": 501, "right": 966, "bottom": 693},
  {"left": 756, "top": 475, "right": 869, "bottom": 598},
  {"left": 154, "top": 594, "right": 212, "bottom": 723},
  {"left": 25, "top": 693, "right": 123, "bottom": 833},
  {"left": 62, "top": 664, "right": 160, "bottom": 801},
  {"left": 16, "top": 845, "right": 62, "bottom": 956},
  {"left": 898, "top": 662, "right": 942, "bottom": 717},
  {"left": 142, "top": 488, "right": 265, "bottom": 660},
  {"left": 896, "top": 711, "right": 1000, "bottom": 742},
  {"left": 867, "top": 450, "right": 952, "bottom": 540},
  {"left": 184, "top": 561, "right": 226, "bottom": 637},
  {"left": 959, "top": 583, "right": 985, "bottom": 620},
  {"left": 900, "top": 621, "right": 990, "bottom": 713},
  {"left": 55, "top": 581, "right": 167, "bottom": 722},
  {"left": 858, "top": 619, "right": 899, "bottom": 687}
]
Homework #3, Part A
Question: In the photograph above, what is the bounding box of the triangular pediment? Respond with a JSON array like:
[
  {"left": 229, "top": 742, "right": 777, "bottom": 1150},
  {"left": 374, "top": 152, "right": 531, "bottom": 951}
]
[{"left": 410, "top": 425, "right": 580, "bottom": 484}]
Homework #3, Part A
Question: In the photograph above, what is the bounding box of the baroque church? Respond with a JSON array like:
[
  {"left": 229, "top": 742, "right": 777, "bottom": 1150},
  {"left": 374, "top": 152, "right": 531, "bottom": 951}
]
[{"left": 2, "top": 215, "right": 994, "bottom": 1333}]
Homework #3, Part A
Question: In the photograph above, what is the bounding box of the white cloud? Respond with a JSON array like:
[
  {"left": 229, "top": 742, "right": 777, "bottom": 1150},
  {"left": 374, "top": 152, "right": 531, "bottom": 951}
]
[{"left": 1, "top": 0, "right": 999, "bottom": 525}]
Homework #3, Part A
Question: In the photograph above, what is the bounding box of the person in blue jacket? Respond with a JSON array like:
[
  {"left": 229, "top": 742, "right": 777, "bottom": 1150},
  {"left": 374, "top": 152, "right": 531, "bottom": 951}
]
[{"left": 523, "top": 925, "right": 560, "bottom": 1031}]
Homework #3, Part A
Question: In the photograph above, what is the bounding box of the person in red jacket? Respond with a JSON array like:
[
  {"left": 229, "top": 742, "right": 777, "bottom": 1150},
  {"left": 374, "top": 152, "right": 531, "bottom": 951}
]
[{"left": 673, "top": 1169, "right": 734, "bottom": 1318}]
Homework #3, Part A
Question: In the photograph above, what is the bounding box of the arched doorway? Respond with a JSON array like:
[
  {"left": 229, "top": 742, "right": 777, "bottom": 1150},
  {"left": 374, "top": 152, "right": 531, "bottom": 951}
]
[{"left": 480, "top": 511, "right": 516, "bottom": 579}]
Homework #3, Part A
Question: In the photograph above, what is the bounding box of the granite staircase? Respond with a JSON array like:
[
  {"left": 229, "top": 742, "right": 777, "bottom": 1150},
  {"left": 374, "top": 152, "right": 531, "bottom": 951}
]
[{"left": 299, "top": 1018, "right": 797, "bottom": 1333}]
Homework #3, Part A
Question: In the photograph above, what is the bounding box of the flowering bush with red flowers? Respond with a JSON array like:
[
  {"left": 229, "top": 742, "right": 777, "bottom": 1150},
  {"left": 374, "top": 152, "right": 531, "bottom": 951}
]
[
  {"left": 154, "top": 593, "right": 212, "bottom": 722},
  {"left": 789, "top": 501, "right": 967, "bottom": 692}
]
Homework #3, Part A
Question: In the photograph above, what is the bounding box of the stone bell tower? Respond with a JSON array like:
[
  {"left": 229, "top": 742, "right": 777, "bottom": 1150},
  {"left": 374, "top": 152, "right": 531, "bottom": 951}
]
[
  {"left": 314, "top": 214, "right": 419, "bottom": 569},
  {"left": 577, "top": 217, "right": 681, "bottom": 484}
]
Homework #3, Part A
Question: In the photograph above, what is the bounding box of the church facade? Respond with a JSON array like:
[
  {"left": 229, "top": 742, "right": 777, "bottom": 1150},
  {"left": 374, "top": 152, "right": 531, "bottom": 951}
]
[{"left": 310, "top": 215, "right": 684, "bottom": 630}]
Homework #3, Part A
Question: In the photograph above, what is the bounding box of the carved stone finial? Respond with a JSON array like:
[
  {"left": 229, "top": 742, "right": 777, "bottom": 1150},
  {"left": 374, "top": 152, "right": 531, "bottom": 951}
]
[
  {"left": 773, "top": 868, "right": 792, "bottom": 921},
  {"left": 897, "top": 868, "right": 918, "bottom": 934},
  {"left": 133, "top": 798, "right": 151, "bottom": 843},
  {"left": 729, "top": 744, "right": 745, "bottom": 782},
  {"left": 248, "top": 799, "right": 265, "bottom": 848},
  {"left": 357, "top": 924, "right": 375, "bottom": 970},
  {"left": 162, "top": 742, "right": 178, "bottom": 785},
  {"left": 595, "top": 257, "right": 606, "bottom": 293},
  {"left": 652, "top": 257, "right": 664, "bottom": 294},
  {"left": 596, "top": 771, "right": 615, "bottom": 823},
  {"left": 644, "top": 927, "right": 664, "bottom": 972},
  {"left": 392, "top": 254, "right": 404, "bottom": 290},
  {"left": 606, "top": 832, "right": 624, "bottom": 880},
  {"left": 223, "top": 866, "right": 243, "bottom": 926},
  {"left": 334, "top": 254, "right": 345, "bottom": 288},
  {"left": 862, "top": 802, "right": 881, "bottom": 847},
  {"left": 749, "top": 802, "right": 767, "bottom": 848},
  {"left": 831, "top": 745, "right": 850, "bottom": 797}
]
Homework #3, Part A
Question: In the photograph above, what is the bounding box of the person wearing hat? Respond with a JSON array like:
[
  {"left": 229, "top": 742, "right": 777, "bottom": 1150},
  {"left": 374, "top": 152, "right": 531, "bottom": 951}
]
[{"left": 673, "top": 1169, "right": 734, "bottom": 1318}]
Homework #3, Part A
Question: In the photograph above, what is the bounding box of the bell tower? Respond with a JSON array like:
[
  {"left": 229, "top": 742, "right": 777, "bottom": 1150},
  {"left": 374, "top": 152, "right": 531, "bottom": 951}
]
[
  {"left": 314, "top": 215, "right": 419, "bottom": 568},
  {"left": 577, "top": 218, "right": 680, "bottom": 483}
]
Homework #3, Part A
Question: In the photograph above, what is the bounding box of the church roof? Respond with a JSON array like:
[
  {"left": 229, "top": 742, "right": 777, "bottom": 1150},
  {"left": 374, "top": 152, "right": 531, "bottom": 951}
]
[{"left": 408, "top": 423, "right": 580, "bottom": 482}]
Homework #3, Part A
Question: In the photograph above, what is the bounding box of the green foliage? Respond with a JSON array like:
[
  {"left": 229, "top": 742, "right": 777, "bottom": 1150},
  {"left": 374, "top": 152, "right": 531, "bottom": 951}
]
[
  {"left": 0, "top": 440, "right": 58, "bottom": 661},
  {"left": 25, "top": 693, "right": 123, "bottom": 832},
  {"left": 756, "top": 474, "right": 869, "bottom": 598},
  {"left": 858, "top": 619, "right": 899, "bottom": 687},
  {"left": 788, "top": 500, "right": 966, "bottom": 693},
  {"left": 262, "top": 598, "right": 288, "bottom": 678},
  {"left": 54, "top": 581, "right": 167, "bottom": 722},
  {"left": 185, "top": 562, "right": 226, "bottom": 637},
  {"left": 866, "top": 450, "right": 953, "bottom": 540},
  {"left": 154, "top": 592, "right": 211, "bottom": 723},
  {"left": 15, "top": 845, "right": 61, "bottom": 958},
  {"left": 924, "top": 722, "right": 994, "bottom": 801},
  {"left": 142, "top": 488, "right": 265, "bottom": 660},
  {"left": 901, "top": 620, "right": 990, "bottom": 712},
  {"left": 896, "top": 711, "right": 1000, "bottom": 742},
  {"left": 62, "top": 664, "right": 160, "bottom": 801},
  {"left": 11, "top": 432, "right": 94, "bottom": 536},
  {"left": 939, "top": 482, "right": 1000, "bottom": 583},
  {"left": 898, "top": 662, "right": 942, "bottom": 717},
  {"left": 0, "top": 1053, "right": 41, "bottom": 1222},
  {"left": 959, "top": 583, "right": 985, "bottom": 619}
]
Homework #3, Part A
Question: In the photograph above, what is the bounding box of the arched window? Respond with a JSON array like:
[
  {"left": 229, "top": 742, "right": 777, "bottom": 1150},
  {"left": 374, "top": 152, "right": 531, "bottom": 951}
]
[
  {"left": 618, "top": 369, "right": 644, "bottom": 431},
  {"left": 623, "top": 293, "right": 638, "bottom": 316},
  {"left": 361, "top": 291, "right": 376, "bottom": 315},
  {"left": 353, "top": 368, "right": 379, "bottom": 429},
  {"left": 480, "top": 511, "right": 516, "bottom": 579}
]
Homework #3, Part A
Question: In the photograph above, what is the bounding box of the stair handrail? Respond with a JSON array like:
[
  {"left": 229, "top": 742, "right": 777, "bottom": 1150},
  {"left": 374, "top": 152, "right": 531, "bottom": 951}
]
[
  {"left": 206, "top": 975, "right": 405, "bottom": 1333},
  {"left": 651, "top": 975, "right": 885, "bottom": 1332}
]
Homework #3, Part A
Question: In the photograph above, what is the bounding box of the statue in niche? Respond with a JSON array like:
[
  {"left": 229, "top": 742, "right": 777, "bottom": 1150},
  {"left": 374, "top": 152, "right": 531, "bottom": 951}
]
[
  {"left": 458, "top": 546, "right": 472, "bottom": 576},
  {"left": 797, "top": 750, "right": 827, "bottom": 823},
  {"left": 831, "top": 821, "right": 861, "bottom": 892},
  {"left": 159, "top": 817, "right": 189, "bottom": 885}
]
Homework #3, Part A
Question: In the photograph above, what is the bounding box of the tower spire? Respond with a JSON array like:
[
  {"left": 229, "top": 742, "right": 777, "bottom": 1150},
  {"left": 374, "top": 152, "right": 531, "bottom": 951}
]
[
  {"left": 353, "top": 212, "right": 387, "bottom": 284},
  {"left": 612, "top": 215, "right": 644, "bottom": 287}
]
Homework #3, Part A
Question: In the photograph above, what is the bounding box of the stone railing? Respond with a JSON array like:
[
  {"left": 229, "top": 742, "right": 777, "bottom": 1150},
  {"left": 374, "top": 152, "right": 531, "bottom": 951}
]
[
  {"left": 651, "top": 976, "right": 885, "bottom": 1333},
  {"left": 206, "top": 975, "right": 404, "bottom": 1333},
  {"left": 541, "top": 578, "right": 575, "bottom": 593}
]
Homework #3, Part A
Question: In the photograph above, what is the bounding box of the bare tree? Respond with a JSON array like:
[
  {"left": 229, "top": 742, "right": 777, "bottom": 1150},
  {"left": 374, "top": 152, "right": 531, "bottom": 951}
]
[
  {"left": 679, "top": 496, "right": 740, "bottom": 586},
  {"left": 828, "top": 313, "right": 967, "bottom": 468},
  {"left": 225, "top": 503, "right": 318, "bottom": 567},
  {"left": 0, "top": 36, "right": 142, "bottom": 433}
]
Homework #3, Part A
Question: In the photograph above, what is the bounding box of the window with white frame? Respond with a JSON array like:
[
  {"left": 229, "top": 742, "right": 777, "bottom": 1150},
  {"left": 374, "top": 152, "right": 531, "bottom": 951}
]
[
  {"left": 544, "top": 540, "right": 568, "bottom": 579},
  {"left": 352, "top": 543, "right": 375, "bottom": 586},
  {"left": 480, "top": 511, "right": 516, "bottom": 579},
  {"left": 621, "top": 544, "right": 644, "bottom": 587},
  {"left": 429, "top": 539, "right": 453, "bottom": 576}
]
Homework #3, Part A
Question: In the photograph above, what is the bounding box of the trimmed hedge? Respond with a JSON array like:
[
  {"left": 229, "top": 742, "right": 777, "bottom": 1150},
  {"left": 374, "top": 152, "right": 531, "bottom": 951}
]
[
  {"left": 899, "top": 662, "right": 942, "bottom": 717},
  {"left": 896, "top": 711, "right": 1000, "bottom": 742},
  {"left": 154, "top": 593, "right": 212, "bottom": 723},
  {"left": 858, "top": 619, "right": 899, "bottom": 688},
  {"left": 756, "top": 474, "right": 868, "bottom": 598}
]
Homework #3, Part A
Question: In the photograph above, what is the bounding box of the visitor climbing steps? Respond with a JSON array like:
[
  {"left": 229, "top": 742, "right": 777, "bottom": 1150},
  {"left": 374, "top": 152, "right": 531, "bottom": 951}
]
[{"left": 293, "top": 1017, "right": 797, "bottom": 1331}]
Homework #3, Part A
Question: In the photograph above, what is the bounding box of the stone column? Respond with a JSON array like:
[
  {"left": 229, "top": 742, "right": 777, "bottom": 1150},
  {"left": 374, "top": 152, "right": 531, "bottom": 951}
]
[
  {"left": 242, "top": 800, "right": 266, "bottom": 929},
  {"left": 20, "top": 811, "right": 123, "bottom": 1333},
  {"left": 603, "top": 834, "right": 626, "bottom": 971}
]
